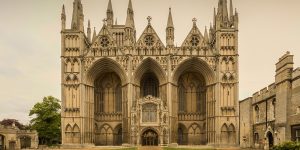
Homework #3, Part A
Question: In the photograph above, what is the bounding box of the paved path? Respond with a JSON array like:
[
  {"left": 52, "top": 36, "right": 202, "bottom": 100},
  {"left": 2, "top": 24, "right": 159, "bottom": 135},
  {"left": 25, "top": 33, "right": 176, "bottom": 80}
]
[{"left": 138, "top": 146, "right": 162, "bottom": 150}]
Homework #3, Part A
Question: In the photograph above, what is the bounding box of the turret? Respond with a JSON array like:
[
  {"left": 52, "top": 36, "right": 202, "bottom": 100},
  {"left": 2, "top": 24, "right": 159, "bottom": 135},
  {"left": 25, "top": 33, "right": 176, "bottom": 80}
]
[
  {"left": 106, "top": 0, "right": 114, "bottom": 27},
  {"left": 92, "top": 27, "right": 97, "bottom": 42},
  {"left": 87, "top": 20, "right": 91, "bottom": 43},
  {"left": 204, "top": 26, "right": 209, "bottom": 44},
  {"left": 71, "top": 0, "right": 84, "bottom": 31},
  {"left": 61, "top": 5, "right": 66, "bottom": 31},
  {"left": 166, "top": 8, "right": 174, "bottom": 47},
  {"left": 124, "top": 0, "right": 136, "bottom": 46}
]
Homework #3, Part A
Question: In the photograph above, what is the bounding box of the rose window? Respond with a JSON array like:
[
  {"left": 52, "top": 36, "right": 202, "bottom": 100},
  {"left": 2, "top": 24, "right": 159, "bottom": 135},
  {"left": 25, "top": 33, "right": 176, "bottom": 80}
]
[
  {"left": 190, "top": 35, "right": 200, "bottom": 47},
  {"left": 144, "top": 35, "right": 154, "bottom": 46},
  {"left": 100, "top": 37, "right": 110, "bottom": 47}
]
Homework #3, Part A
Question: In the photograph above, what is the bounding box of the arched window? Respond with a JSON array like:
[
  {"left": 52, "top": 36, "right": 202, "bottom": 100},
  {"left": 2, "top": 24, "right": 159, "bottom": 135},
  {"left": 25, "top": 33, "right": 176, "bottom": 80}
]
[
  {"left": 141, "top": 73, "right": 159, "bottom": 97},
  {"left": 178, "top": 73, "right": 205, "bottom": 113},
  {"left": 115, "top": 84, "right": 122, "bottom": 112},
  {"left": 254, "top": 133, "right": 259, "bottom": 144},
  {"left": 271, "top": 99, "right": 276, "bottom": 119},
  {"left": 178, "top": 83, "right": 186, "bottom": 112},
  {"left": 142, "top": 103, "right": 157, "bottom": 122},
  {"left": 255, "top": 105, "right": 260, "bottom": 123},
  {"left": 94, "top": 73, "right": 122, "bottom": 113}
]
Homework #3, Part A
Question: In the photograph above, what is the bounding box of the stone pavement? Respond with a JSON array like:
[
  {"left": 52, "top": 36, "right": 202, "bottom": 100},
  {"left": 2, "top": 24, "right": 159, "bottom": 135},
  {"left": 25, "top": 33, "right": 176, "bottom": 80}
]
[{"left": 137, "top": 146, "right": 162, "bottom": 150}]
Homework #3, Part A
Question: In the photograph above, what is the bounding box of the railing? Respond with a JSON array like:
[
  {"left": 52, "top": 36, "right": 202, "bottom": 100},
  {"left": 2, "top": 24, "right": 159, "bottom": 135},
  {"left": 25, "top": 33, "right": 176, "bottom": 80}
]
[
  {"left": 178, "top": 112, "right": 205, "bottom": 121},
  {"left": 95, "top": 112, "right": 122, "bottom": 121}
]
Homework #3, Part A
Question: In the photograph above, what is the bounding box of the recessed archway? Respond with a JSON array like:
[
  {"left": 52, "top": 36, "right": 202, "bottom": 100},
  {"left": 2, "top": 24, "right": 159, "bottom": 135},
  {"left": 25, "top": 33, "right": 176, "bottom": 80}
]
[{"left": 141, "top": 129, "right": 159, "bottom": 146}]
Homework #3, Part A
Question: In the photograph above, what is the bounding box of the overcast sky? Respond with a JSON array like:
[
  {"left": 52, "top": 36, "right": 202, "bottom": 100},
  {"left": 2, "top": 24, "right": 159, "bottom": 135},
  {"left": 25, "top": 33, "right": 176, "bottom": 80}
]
[{"left": 0, "top": 0, "right": 299, "bottom": 124}]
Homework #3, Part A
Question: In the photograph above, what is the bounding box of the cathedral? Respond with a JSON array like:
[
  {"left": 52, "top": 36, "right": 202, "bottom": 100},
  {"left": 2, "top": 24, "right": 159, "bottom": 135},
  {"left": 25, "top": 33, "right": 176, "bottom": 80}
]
[{"left": 60, "top": 0, "right": 239, "bottom": 147}]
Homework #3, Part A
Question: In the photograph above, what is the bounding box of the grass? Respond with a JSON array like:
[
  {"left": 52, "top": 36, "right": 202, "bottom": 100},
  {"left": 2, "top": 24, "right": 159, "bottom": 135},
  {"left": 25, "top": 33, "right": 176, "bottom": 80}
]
[{"left": 163, "top": 147, "right": 215, "bottom": 150}]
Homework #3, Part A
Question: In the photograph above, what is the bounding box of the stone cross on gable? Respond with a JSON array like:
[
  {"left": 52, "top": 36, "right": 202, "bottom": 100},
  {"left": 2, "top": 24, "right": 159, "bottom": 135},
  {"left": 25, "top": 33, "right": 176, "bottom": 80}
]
[
  {"left": 147, "top": 16, "right": 152, "bottom": 25},
  {"left": 192, "top": 18, "right": 197, "bottom": 26}
]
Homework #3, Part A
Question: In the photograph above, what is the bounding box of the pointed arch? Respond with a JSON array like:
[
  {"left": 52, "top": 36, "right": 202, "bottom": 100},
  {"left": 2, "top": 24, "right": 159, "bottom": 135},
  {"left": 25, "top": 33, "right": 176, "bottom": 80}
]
[
  {"left": 86, "top": 57, "right": 127, "bottom": 85},
  {"left": 172, "top": 57, "right": 215, "bottom": 85},
  {"left": 187, "top": 123, "right": 201, "bottom": 145},
  {"left": 221, "top": 124, "right": 228, "bottom": 144},
  {"left": 65, "top": 124, "right": 73, "bottom": 143},
  {"left": 133, "top": 57, "right": 167, "bottom": 85},
  {"left": 113, "top": 124, "right": 122, "bottom": 145},
  {"left": 73, "top": 124, "right": 81, "bottom": 144},
  {"left": 228, "top": 124, "right": 236, "bottom": 144},
  {"left": 178, "top": 123, "right": 188, "bottom": 145}
]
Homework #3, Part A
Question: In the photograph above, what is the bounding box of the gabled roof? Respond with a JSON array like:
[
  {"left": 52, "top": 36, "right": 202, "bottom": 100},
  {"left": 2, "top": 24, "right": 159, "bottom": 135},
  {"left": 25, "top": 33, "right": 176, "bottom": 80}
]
[
  {"left": 181, "top": 23, "right": 204, "bottom": 47},
  {"left": 136, "top": 24, "right": 165, "bottom": 48},
  {"left": 91, "top": 24, "right": 116, "bottom": 48}
]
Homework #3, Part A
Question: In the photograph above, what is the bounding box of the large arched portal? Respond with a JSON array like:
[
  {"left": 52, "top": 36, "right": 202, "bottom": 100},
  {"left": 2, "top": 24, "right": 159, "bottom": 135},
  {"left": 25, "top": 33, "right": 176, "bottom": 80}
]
[
  {"left": 85, "top": 58, "right": 128, "bottom": 146},
  {"left": 141, "top": 129, "right": 159, "bottom": 146},
  {"left": 173, "top": 57, "right": 215, "bottom": 145}
]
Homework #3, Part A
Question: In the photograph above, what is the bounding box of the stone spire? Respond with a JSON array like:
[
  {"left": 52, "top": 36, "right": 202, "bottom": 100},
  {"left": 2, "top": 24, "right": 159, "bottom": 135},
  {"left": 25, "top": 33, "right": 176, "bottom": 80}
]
[
  {"left": 61, "top": 5, "right": 66, "bottom": 30},
  {"left": 229, "top": 0, "right": 234, "bottom": 21},
  {"left": 106, "top": 0, "right": 114, "bottom": 27},
  {"left": 125, "top": 0, "right": 135, "bottom": 28},
  {"left": 167, "top": 8, "right": 174, "bottom": 28},
  {"left": 204, "top": 26, "right": 209, "bottom": 43},
  {"left": 166, "top": 8, "right": 174, "bottom": 47},
  {"left": 217, "top": 0, "right": 229, "bottom": 25},
  {"left": 124, "top": 0, "right": 136, "bottom": 46},
  {"left": 87, "top": 20, "right": 91, "bottom": 43},
  {"left": 92, "top": 27, "right": 97, "bottom": 42},
  {"left": 71, "top": 0, "right": 84, "bottom": 31}
]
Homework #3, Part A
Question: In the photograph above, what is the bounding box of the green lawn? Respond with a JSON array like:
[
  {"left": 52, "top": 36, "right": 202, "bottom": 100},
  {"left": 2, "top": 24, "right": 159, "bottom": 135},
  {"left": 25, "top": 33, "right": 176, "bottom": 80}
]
[{"left": 163, "top": 147, "right": 215, "bottom": 150}]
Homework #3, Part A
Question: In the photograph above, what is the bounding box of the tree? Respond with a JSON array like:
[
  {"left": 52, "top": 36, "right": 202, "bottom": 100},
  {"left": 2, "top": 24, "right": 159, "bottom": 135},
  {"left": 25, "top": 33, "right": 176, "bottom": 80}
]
[{"left": 29, "top": 96, "right": 61, "bottom": 145}]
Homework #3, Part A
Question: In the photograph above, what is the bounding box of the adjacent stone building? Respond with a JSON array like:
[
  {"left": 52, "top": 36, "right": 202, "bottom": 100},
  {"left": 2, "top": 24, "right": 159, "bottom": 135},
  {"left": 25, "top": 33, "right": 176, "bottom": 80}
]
[
  {"left": 0, "top": 123, "right": 38, "bottom": 150},
  {"left": 60, "top": 0, "right": 239, "bottom": 147},
  {"left": 240, "top": 52, "right": 300, "bottom": 149}
]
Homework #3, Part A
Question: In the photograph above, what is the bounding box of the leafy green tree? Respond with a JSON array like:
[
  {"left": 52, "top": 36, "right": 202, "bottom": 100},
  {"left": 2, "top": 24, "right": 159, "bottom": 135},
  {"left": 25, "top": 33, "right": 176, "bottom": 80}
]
[{"left": 29, "top": 96, "right": 61, "bottom": 145}]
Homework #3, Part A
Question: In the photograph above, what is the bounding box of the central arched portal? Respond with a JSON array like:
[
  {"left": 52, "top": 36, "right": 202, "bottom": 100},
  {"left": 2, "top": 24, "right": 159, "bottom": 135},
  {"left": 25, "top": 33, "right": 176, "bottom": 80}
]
[{"left": 141, "top": 129, "right": 159, "bottom": 146}]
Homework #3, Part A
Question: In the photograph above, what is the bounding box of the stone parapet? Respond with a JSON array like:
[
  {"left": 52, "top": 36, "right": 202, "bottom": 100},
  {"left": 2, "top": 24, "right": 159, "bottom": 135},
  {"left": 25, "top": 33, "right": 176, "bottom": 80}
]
[{"left": 252, "top": 83, "right": 276, "bottom": 104}]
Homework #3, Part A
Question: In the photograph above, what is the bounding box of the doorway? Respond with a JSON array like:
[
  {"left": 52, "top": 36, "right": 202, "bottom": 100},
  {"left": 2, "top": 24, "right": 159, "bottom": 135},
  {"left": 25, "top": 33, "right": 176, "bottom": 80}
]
[
  {"left": 142, "top": 129, "right": 158, "bottom": 146},
  {"left": 267, "top": 131, "right": 274, "bottom": 148},
  {"left": 0, "top": 135, "right": 4, "bottom": 150}
]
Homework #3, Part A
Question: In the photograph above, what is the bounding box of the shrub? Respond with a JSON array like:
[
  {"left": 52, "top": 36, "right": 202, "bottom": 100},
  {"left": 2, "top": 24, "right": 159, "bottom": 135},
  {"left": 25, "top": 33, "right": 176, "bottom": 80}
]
[{"left": 272, "top": 141, "right": 300, "bottom": 150}]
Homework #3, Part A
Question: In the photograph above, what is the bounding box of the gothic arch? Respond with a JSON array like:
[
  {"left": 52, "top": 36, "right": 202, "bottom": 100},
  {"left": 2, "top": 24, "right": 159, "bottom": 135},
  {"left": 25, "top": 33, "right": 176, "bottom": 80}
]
[
  {"left": 220, "top": 124, "right": 228, "bottom": 144},
  {"left": 172, "top": 57, "right": 215, "bottom": 85},
  {"left": 86, "top": 57, "right": 127, "bottom": 86},
  {"left": 187, "top": 123, "right": 201, "bottom": 145},
  {"left": 97, "top": 124, "right": 113, "bottom": 145},
  {"left": 178, "top": 123, "right": 188, "bottom": 145},
  {"left": 133, "top": 57, "right": 167, "bottom": 85},
  {"left": 113, "top": 124, "right": 122, "bottom": 145},
  {"left": 228, "top": 124, "right": 236, "bottom": 144}
]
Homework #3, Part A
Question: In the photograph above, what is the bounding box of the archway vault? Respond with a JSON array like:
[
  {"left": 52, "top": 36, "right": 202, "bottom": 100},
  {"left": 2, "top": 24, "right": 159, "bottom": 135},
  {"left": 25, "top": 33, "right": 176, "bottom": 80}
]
[
  {"left": 133, "top": 57, "right": 167, "bottom": 85},
  {"left": 86, "top": 57, "right": 127, "bottom": 86},
  {"left": 172, "top": 57, "right": 216, "bottom": 85}
]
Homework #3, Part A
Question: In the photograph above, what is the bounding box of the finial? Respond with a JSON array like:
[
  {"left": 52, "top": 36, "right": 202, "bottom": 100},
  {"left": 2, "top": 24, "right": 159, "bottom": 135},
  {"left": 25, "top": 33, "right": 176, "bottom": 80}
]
[
  {"left": 147, "top": 16, "right": 152, "bottom": 25},
  {"left": 192, "top": 18, "right": 197, "bottom": 26},
  {"left": 102, "top": 18, "right": 107, "bottom": 25}
]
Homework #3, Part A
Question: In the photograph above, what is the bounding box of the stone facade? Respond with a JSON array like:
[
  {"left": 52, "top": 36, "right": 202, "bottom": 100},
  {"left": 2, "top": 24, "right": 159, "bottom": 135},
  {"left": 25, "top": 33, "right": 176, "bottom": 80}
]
[
  {"left": 240, "top": 52, "right": 300, "bottom": 149},
  {"left": 61, "top": 0, "right": 239, "bottom": 147},
  {"left": 0, "top": 124, "right": 38, "bottom": 150}
]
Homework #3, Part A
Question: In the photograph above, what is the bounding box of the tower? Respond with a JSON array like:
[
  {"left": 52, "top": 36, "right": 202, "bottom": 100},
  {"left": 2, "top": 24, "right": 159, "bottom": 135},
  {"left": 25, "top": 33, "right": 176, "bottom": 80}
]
[{"left": 60, "top": 0, "right": 239, "bottom": 147}]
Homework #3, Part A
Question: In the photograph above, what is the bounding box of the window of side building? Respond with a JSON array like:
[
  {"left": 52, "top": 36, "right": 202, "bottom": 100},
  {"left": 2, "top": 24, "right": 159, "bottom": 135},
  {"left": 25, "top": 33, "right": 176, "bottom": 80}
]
[{"left": 291, "top": 125, "right": 300, "bottom": 142}]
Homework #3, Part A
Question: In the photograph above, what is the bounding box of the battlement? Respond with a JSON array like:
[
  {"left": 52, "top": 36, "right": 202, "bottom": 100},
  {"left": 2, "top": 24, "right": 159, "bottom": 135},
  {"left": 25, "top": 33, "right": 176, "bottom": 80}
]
[
  {"left": 252, "top": 83, "right": 276, "bottom": 103},
  {"left": 276, "top": 51, "right": 294, "bottom": 72},
  {"left": 292, "top": 67, "right": 300, "bottom": 80}
]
